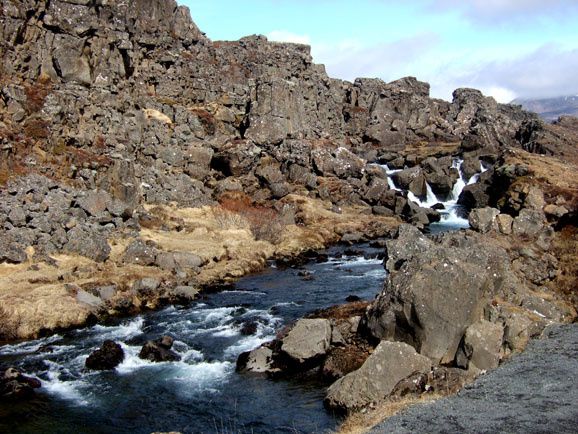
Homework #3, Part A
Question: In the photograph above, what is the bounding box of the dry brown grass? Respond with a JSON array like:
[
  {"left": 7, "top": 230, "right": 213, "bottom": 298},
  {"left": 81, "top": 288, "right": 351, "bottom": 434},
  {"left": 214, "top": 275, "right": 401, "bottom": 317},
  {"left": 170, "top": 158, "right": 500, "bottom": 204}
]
[
  {"left": 0, "top": 305, "right": 21, "bottom": 342},
  {"left": 504, "top": 149, "right": 578, "bottom": 193},
  {"left": 23, "top": 74, "right": 52, "bottom": 114},
  {"left": 335, "top": 394, "right": 443, "bottom": 434},
  {"left": 548, "top": 226, "right": 578, "bottom": 309},
  {"left": 403, "top": 141, "right": 461, "bottom": 159}
]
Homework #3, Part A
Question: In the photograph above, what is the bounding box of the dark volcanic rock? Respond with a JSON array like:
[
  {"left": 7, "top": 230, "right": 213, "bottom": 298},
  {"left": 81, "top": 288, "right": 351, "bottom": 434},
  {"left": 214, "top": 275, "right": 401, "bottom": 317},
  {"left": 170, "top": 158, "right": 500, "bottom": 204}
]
[
  {"left": 85, "top": 340, "right": 125, "bottom": 370},
  {"left": 139, "top": 336, "right": 180, "bottom": 362},
  {"left": 363, "top": 224, "right": 517, "bottom": 364},
  {"left": 391, "top": 167, "right": 427, "bottom": 197},
  {"left": 1, "top": 368, "right": 41, "bottom": 401},
  {"left": 281, "top": 318, "right": 332, "bottom": 364},
  {"left": 324, "top": 341, "right": 432, "bottom": 412},
  {"left": 64, "top": 226, "right": 111, "bottom": 262}
]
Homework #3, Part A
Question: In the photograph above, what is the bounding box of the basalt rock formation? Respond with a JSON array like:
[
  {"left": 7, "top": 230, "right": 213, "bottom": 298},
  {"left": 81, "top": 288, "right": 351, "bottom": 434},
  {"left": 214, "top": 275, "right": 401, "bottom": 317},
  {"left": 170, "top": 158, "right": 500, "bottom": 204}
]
[
  {"left": 0, "top": 0, "right": 561, "bottom": 264},
  {"left": 0, "top": 0, "right": 576, "bottom": 386}
]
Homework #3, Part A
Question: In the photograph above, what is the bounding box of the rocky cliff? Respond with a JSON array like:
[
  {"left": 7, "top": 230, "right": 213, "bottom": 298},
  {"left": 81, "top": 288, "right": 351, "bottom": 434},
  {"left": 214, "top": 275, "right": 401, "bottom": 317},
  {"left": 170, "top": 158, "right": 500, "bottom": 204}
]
[
  {"left": 0, "top": 0, "right": 576, "bottom": 345},
  {"left": 1, "top": 0, "right": 541, "bottom": 198}
]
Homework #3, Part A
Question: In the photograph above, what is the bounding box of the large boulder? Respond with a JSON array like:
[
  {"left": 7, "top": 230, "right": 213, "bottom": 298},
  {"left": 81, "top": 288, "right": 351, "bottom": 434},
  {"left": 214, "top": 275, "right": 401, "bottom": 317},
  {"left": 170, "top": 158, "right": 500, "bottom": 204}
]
[
  {"left": 155, "top": 251, "right": 204, "bottom": 271},
  {"left": 421, "top": 157, "right": 458, "bottom": 198},
  {"left": 85, "top": 340, "right": 125, "bottom": 370},
  {"left": 122, "top": 239, "right": 158, "bottom": 266},
  {"left": 64, "top": 226, "right": 111, "bottom": 262},
  {"left": 236, "top": 346, "right": 278, "bottom": 374},
  {"left": 324, "top": 341, "right": 432, "bottom": 412},
  {"left": 455, "top": 320, "right": 504, "bottom": 371},
  {"left": 281, "top": 318, "right": 332, "bottom": 363},
  {"left": 512, "top": 209, "right": 544, "bottom": 237},
  {"left": 0, "top": 238, "right": 28, "bottom": 264},
  {"left": 363, "top": 225, "right": 513, "bottom": 364},
  {"left": 312, "top": 147, "right": 366, "bottom": 179},
  {"left": 76, "top": 190, "right": 113, "bottom": 217},
  {"left": 468, "top": 207, "right": 499, "bottom": 233},
  {"left": 391, "top": 167, "right": 427, "bottom": 197}
]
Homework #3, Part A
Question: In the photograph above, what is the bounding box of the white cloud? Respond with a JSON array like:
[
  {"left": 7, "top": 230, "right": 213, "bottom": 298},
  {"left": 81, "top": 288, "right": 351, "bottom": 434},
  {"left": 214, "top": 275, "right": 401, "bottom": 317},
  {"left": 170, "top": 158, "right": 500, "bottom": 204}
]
[
  {"left": 428, "top": 0, "right": 577, "bottom": 23},
  {"left": 432, "top": 44, "right": 578, "bottom": 101},
  {"left": 266, "top": 30, "right": 311, "bottom": 45},
  {"left": 479, "top": 86, "right": 517, "bottom": 104},
  {"left": 313, "top": 33, "right": 441, "bottom": 83}
]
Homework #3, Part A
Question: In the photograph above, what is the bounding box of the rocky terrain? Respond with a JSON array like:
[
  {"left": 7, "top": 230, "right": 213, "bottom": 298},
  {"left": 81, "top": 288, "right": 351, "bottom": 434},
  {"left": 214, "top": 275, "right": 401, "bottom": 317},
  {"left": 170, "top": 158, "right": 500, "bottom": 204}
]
[
  {"left": 0, "top": 0, "right": 577, "bottom": 430},
  {"left": 367, "top": 323, "right": 578, "bottom": 434}
]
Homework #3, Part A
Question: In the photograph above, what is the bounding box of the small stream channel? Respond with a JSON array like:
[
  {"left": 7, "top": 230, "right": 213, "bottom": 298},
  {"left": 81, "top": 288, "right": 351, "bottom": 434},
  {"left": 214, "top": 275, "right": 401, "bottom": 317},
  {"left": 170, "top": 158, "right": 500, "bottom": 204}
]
[{"left": 1, "top": 244, "right": 386, "bottom": 434}]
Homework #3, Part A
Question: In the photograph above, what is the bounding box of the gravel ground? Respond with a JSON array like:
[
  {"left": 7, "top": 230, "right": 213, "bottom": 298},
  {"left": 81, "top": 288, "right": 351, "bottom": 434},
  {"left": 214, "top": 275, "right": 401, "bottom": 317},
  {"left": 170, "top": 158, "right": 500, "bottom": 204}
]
[{"left": 370, "top": 323, "right": 578, "bottom": 434}]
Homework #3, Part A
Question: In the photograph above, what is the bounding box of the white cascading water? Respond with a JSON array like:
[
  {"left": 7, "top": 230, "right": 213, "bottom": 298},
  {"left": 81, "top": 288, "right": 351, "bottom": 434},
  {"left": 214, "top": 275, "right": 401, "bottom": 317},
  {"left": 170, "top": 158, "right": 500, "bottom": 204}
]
[
  {"left": 380, "top": 159, "right": 487, "bottom": 229},
  {"left": 381, "top": 164, "right": 402, "bottom": 191}
]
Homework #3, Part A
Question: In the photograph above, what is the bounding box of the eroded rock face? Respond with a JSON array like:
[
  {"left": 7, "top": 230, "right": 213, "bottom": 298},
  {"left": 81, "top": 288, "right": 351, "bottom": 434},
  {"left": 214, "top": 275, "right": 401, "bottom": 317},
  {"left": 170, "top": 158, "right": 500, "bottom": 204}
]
[
  {"left": 363, "top": 225, "right": 514, "bottom": 364},
  {"left": 324, "top": 341, "right": 432, "bottom": 412},
  {"left": 0, "top": 0, "right": 545, "bottom": 270}
]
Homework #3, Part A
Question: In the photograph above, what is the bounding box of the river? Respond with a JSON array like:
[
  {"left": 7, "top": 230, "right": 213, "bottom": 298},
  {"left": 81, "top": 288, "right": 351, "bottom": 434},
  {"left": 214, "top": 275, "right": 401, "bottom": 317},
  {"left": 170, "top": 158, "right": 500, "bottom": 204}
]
[{"left": 1, "top": 244, "right": 386, "bottom": 434}]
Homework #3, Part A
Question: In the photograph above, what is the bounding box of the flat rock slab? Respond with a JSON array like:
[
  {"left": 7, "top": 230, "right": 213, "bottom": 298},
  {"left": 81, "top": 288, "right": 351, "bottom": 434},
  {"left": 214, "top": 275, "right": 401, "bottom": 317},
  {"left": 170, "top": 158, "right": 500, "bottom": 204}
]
[
  {"left": 370, "top": 324, "right": 578, "bottom": 433},
  {"left": 325, "top": 341, "right": 432, "bottom": 412},
  {"left": 281, "top": 318, "right": 332, "bottom": 363}
]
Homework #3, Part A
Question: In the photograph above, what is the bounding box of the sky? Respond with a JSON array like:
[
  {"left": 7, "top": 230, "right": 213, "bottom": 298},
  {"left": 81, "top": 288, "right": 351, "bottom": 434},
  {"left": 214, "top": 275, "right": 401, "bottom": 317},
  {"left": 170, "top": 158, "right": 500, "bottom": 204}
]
[{"left": 179, "top": 0, "right": 578, "bottom": 103}]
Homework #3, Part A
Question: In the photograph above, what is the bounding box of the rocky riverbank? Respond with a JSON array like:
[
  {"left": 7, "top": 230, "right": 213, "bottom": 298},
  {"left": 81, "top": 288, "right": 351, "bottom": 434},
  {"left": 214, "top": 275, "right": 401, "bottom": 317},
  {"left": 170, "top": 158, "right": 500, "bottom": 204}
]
[{"left": 0, "top": 0, "right": 577, "bottom": 430}]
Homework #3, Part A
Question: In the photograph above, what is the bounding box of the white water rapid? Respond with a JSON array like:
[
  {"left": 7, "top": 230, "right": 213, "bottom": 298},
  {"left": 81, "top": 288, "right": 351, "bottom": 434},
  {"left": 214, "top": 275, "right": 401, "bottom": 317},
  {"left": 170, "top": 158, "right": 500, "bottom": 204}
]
[{"left": 381, "top": 159, "right": 487, "bottom": 230}]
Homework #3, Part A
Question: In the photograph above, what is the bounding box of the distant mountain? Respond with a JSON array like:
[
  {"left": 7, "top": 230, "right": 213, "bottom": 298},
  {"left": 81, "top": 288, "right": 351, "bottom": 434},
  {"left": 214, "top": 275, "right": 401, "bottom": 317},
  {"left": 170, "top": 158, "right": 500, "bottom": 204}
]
[{"left": 512, "top": 95, "right": 578, "bottom": 122}]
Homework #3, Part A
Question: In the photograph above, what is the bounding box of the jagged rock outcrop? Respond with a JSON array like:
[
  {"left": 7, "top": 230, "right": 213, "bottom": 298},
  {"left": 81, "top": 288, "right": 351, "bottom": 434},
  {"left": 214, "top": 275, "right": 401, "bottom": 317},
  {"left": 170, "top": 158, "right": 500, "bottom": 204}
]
[
  {"left": 0, "top": 0, "right": 551, "bottom": 266},
  {"left": 362, "top": 225, "right": 519, "bottom": 364}
]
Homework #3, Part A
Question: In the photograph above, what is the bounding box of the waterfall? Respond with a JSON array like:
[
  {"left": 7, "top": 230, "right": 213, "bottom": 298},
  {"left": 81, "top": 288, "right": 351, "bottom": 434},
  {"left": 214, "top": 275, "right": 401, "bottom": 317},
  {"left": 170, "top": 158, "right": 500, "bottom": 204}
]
[
  {"left": 380, "top": 164, "right": 402, "bottom": 191},
  {"left": 373, "top": 159, "right": 486, "bottom": 231},
  {"left": 407, "top": 182, "right": 438, "bottom": 208}
]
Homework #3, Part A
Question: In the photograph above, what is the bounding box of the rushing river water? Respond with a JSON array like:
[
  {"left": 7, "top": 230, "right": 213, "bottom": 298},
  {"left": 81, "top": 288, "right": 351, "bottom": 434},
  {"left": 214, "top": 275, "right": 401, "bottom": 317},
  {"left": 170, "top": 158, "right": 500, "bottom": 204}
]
[
  {"left": 2, "top": 157, "right": 485, "bottom": 433},
  {"left": 1, "top": 244, "right": 387, "bottom": 434}
]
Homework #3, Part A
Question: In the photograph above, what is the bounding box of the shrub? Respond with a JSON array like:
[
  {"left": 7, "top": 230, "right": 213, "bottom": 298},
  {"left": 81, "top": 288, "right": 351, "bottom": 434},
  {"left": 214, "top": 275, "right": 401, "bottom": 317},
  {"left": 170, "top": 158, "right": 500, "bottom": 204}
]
[
  {"left": 215, "top": 192, "right": 285, "bottom": 244},
  {"left": 23, "top": 117, "right": 50, "bottom": 139},
  {"left": 190, "top": 107, "right": 216, "bottom": 135},
  {"left": 24, "top": 75, "right": 52, "bottom": 114},
  {"left": 0, "top": 306, "right": 20, "bottom": 341}
]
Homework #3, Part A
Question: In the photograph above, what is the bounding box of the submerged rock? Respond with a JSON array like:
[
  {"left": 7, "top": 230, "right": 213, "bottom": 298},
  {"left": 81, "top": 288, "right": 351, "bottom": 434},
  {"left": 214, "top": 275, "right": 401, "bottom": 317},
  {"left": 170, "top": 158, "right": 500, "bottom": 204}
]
[
  {"left": 139, "top": 336, "right": 180, "bottom": 362},
  {"left": 85, "top": 340, "right": 125, "bottom": 370},
  {"left": 0, "top": 368, "right": 41, "bottom": 401}
]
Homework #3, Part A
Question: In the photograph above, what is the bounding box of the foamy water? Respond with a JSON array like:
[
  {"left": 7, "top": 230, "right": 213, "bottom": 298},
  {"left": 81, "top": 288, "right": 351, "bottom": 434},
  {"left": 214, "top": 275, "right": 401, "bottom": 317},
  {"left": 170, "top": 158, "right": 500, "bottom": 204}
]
[{"left": 1, "top": 243, "right": 388, "bottom": 434}]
